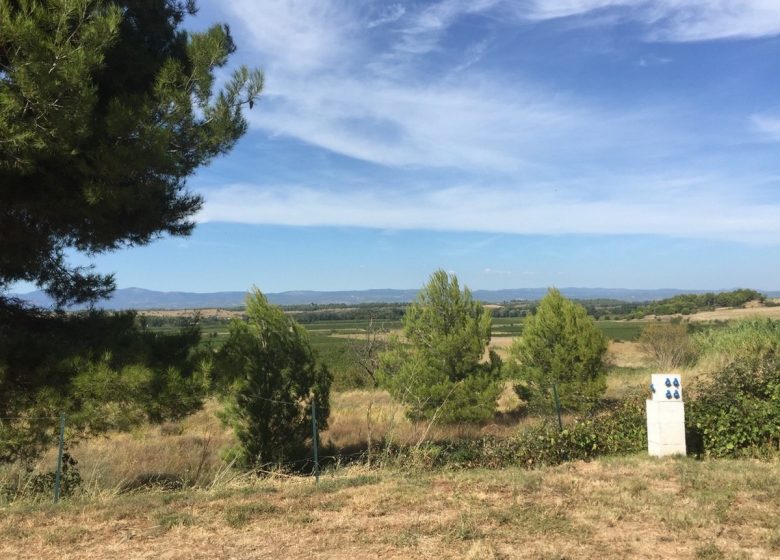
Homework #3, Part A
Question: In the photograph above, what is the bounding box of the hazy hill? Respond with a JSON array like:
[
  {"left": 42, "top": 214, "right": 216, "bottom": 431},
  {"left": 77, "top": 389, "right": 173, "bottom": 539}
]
[{"left": 12, "top": 287, "right": 779, "bottom": 310}]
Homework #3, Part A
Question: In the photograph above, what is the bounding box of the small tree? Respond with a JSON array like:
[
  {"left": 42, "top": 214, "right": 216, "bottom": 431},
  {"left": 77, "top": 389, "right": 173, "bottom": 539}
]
[
  {"left": 348, "top": 316, "right": 388, "bottom": 386},
  {"left": 216, "top": 289, "right": 331, "bottom": 467},
  {"left": 638, "top": 322, "right": 696, "bottom": 370},
  {"left": 509, "top": 288, "right": 607, "bottom": 411},
  {"left": 378, "top": 270, "right": 502, "bottom": 423}
]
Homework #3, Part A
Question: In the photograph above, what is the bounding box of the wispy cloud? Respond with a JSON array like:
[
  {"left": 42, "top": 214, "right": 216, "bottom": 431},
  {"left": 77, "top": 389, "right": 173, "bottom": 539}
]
[
  {"left": 367, "top": 4, "right": 406, "bottom": 28},
  {"left": 228, "top": 0, "right": 361, "bottom": 75},
  {"left": 483, "top": 268, "right": 513, "bottom": 276},
  {"left": 750, "top": 113, "right": 780, "bottom": 141},
  {"left": 248, "top": 75, "right": 589, "bottom": 171},
  {"left": 523, "top": 1, "right": 780, "bottom": 42},
  {"left": 227, "top": 0, "right": 581, "bottom": 172},
  {"left": 208, "top": 1, "right": 779, "bottom": 244},
  {"left": 391, "top": 0, "right": 505, "bottom": 55},
  {"left": 198, "top": 180, "right": 780, "bottom": 243}
]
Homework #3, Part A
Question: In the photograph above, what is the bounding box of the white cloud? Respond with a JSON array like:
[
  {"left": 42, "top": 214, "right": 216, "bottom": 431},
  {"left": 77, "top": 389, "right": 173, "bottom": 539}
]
[
  {"left": 392, "top": 0, "right": 504, "bottom": 55},
  {"left": 198, "top": 180, "right": 780, "bottom": 243},
  {"left": 205, "top": 1, "right": 780, "bottom": 245},
  {"left": 228, "top": 0, "right": 361, "bottom": 74},
  {"left": 367, "top": 4, "right": 406, "bottom": 28},
  {"left": 523, "top": 1, "right": 780, "bottom": 42},
  {"left": 248, "top": 75, "right": 585, "bottom": 171},
  {"left": 750, "top": 113, "right": 780, "bottom": 141},
  {"left": 483, "top": 268, "right": 513, "bottom": 276},
  {"left": 228, "top": 0, "right": 568, "bottom": 171}
]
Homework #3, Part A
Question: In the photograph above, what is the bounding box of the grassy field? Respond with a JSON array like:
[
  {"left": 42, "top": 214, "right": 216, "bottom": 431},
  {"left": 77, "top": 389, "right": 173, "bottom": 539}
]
[
  {"left": 4, "top": 307, "right": 776, "bottom": 558},
  {"left": 2, "top": 456, "right": 779, "bottom": 559}
]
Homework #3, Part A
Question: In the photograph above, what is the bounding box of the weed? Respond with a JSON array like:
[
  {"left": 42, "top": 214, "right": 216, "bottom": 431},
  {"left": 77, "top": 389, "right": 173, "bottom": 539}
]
[
  {"left": 694, "top": 542, "right": 724, "bottom": 559},
  {"left": 224, "top": 501, "right": 279, "bottom": 528},
  {"left": 43, "top": 526, "right": 88, "bottom": 545},
  {"left": 450, "top": 512, "right": 484, "bottom": 541},
  {"left": 154, "top": 511, "right": 194, "bottom": 531}
]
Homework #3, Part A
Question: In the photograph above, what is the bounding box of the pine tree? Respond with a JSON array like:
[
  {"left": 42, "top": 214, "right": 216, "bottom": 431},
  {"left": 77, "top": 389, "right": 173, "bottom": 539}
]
[
  {"left": 378, "top": 270, "right": 502, "bottom": 423},
  {"left": 509, "top": 288, "right": 607, "bottom": 411},
  {"left": 0, "top": 0, "right": 263, "bottom": 305},
  {"left": 216, "top": 289, "right": 331, "bottom": 466},
  {"left": 0, "top": 1, "right": 262, "bottom": 460}
]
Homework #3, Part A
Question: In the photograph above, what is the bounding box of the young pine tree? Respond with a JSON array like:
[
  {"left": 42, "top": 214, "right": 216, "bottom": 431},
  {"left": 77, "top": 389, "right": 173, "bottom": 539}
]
[
  {"left": 378, "top": 270, "right": 502, "bottom": 423},
  {"left": 216, "top": 289, "right": 331, "bottom": 467},
  {"left": 509, "top": 288, "right": 607, "bottom": 412}
]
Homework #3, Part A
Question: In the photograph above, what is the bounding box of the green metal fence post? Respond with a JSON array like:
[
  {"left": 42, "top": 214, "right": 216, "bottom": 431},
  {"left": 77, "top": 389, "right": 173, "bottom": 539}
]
[
  {"left": 552, "top": 385, "right": 563, "bottom": 432},
  {"left": 54, "top": 413, "right": 65, "bottom": 503},
  {"left": 311, "top": 399, "right": 320, "bottom": 484}
]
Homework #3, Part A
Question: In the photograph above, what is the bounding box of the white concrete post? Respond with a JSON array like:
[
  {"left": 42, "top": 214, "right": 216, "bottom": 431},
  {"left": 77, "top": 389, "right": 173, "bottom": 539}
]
[{"left": 646, "top": 373, "right": 686, "bottom": 457}]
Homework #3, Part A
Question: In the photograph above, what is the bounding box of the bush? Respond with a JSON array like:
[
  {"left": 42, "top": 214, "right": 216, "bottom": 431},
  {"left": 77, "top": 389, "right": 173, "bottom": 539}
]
[
  {"left": 386, "top": 391, "right": 647, "bottom": 470},
  {"left": 695, "top": 318, "right": 780, "bottom": 372},
  {"left": 638, "top": 322, "right": 697, "bottom": 370},
  {"left": 514, "top": 392, "right": 647, "bottom": 467},
  {"left": 508, "top": 289, "right": 607, "bottom": 412},
  {"left": 0, "top": 305, "right": 209, "bottom": 463},
  {"left": 686, "top": 319, "right": 780, "bottom": 457}
]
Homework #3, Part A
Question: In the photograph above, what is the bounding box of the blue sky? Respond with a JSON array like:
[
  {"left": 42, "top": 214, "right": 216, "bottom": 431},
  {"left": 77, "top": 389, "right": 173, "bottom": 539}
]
[{"left": 37, "top": 1, "right": 780, "bottom": 293}]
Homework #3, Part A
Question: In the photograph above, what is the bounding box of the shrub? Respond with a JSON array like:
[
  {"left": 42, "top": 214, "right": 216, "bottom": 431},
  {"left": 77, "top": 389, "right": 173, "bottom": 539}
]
[
  {"left": 514, "top": 392, "right": 647, "bottom": 467},
  {"left": 386, "top": 391, "right": 647, "bottom": 470},
  {"left": 638, "top": 322, "right": 697, "bottom": 370},
  {"left": 687, "top": 357, "right": 780, "bottom": 458},
  {"left": 686, "top": 319, "right": 780, "bottom": 457},
  {"left": 694, "top": 318, "right": 780, "bottom": 372}
]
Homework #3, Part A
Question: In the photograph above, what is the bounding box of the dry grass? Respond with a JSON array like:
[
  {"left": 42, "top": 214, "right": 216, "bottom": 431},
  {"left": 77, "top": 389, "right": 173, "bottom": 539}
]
[
  {"left": 323, "top": 386, "right": 529, "bottom": 454},
  {"left": 70, "top": 402, "right": 233, "bottom": 492},
  {"left": 648, "top": 305, "right": 780, "bottom": 322},
  {"left": 2, "top": 455, "right": 779, "bottom": 559},
  {"left": 0, "top": 402, "right": 234, "bottom": 499}
]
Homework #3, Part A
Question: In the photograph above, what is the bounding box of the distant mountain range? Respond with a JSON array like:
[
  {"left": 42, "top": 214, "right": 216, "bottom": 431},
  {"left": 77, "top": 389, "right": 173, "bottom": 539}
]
[{"left": 11, "top": 287, "right": 780, "bottom": 310}]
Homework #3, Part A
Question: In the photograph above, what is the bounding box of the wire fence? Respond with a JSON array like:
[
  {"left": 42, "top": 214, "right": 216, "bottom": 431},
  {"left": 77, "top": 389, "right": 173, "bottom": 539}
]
[{"left": 0, "top": 383, "right": 641, "bottom": 504}]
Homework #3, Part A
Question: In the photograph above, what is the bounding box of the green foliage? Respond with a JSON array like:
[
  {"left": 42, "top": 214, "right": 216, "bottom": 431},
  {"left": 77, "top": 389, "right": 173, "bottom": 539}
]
[
  {"left": 0, "top": 302, "right": 209, "bottom": 462},
  {"left": 512, "top": 393, "right": 647, "bottom": 468},
  {"left": 388, "top": 392, "right": 647, "bottom": 469},
  {"left": 631, "top": 289, "right": 764, "bottom": 319},
  {"left": 27, "top": 450, "right": 82, "bottom": 498},
  {"left": 508, "top": 289, "right": 607, "bottom": 412},
  {"left": 695, "top": 317, "right": 780, "bottom": 373},
  {"left": 378, "top": 270, "right": 502, "bottom": 423},
  {"left": 0, "top": 0, "right": 263, "bottom": 305},
  {"left": 216, "top": 289, "right": 331, "bottom": 467},
  {"left": 0, "top": 0, "right": 260, "bottom": 462},
  {"left": 687, "top": 319, "right": 780, "bottom": 457},
  {"left": 638, "top": 322, "right": 697, "bottom": 370}
]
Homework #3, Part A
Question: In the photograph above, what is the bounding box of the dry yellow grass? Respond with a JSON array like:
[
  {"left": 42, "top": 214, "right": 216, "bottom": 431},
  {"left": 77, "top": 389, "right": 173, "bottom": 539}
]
[
  {"left": 323, "top": 387, "right": 529, "bottom": 454},
  {"left": 644, "top": 305, "right": 780, "bottom": 323},
  {"left": 2, "top": 456, "right": 779, "bottom": 559},
  {"left": 607, "top": 340, "right": 645, "bottom": 368}
]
